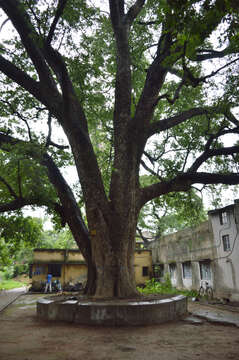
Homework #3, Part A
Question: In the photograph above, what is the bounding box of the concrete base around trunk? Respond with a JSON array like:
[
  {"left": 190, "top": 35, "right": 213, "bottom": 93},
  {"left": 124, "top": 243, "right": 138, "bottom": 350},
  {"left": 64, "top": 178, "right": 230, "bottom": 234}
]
[{"left": 37, "top": 295, "right": 187, "bottom": 326}]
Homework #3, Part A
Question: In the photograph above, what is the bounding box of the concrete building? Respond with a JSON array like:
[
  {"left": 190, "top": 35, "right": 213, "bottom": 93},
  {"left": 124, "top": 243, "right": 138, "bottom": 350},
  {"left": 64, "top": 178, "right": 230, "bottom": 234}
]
[
  {"left": 134, "top": 249, "right": 152, "bottom": 285},
  {"left": 30, "top": 248, "right": 152, "bottom": 289},
  {"left": 150, "top": 200, "right": 239, "bottom": 301},
  {"left": 30, "top": 249, "right": 87, "bottom": 290}
]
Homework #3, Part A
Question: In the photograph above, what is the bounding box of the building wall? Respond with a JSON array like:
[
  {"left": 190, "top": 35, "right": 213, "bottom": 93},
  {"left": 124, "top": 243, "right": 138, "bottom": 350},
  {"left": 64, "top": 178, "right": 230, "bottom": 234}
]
[
  {"left": 31, "top": 263, "right": 48, "bottom": 283},
  {"left": 150, "top": 221, "right": 214, "bottom": 291},
  {"left": 209, "top": 202, "right": 239, "bottom": 301},
  {"left": 33, "top": 249, "right": 65, "bottom": 263},
  {"left": 150, "top": 200, "right": 239, "bottom": 301},
  {"left": 31, "top": 249, "right": 88, "bottom": 287},
  {"left": 134, "top": 250, "right": 152, "bottom": 284},
  {"left": 32, "top": 249, "right": 152, "bottom": 287},
  {"left": 64, "top": 264, "right": 87, "bottom": 285},
  {"left": 31, "top": 263, "right": 88, "bottom": 286}
]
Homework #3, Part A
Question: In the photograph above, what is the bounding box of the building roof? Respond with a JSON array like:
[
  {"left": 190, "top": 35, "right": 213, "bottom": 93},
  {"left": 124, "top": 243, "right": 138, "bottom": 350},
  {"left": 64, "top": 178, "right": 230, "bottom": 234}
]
[
  {"left": 208, "top": 203, "right": 235, "bottom": 215},
  {"left": 33, "top": 248, "right": 80, "bottom": 253}
]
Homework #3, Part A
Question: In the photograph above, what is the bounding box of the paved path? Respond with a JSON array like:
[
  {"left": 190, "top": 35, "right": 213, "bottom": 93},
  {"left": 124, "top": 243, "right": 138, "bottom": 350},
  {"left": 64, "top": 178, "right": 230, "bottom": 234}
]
[
  {"left": 0, "top": 287, "right": 27, "bottom": 312},
  {"left": 1, "top": 291, "right": 239, "bottom": 328},
  {"left": 187, "top": 302, "right": 239, "bottom": 327}
]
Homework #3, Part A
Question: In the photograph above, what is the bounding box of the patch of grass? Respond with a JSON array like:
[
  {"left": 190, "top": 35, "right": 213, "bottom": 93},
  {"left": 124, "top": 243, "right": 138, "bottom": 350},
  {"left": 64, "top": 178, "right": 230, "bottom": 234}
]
[{"left": 0, "top": 279, "right": 27, "bottom": 290}]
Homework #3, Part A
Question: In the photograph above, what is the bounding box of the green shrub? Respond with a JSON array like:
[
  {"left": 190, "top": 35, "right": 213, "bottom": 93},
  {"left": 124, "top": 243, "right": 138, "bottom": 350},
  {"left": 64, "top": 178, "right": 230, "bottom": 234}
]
[
  {"left": 137, "top": 276, "right": 198, "bottom": 298},
  {"left": 13, "top": 263, "right": 29, "bottom": 277},
  {"left": 3, "top": 266, "right": 15, "bottom": 280},
  {"left": 137, "top": 276, "right": 176, "bottom": 295}
]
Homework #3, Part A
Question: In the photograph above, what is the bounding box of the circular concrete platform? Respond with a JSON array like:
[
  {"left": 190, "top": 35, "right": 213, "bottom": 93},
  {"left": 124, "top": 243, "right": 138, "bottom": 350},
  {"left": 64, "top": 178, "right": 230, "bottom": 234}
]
[{"left": 37, "top": 295, "right": 187, "bottom": 326}]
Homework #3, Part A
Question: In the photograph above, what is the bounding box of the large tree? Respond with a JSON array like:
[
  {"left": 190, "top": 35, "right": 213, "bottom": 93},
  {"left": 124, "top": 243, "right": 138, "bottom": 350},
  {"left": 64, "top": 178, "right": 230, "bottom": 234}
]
[{"left": 0, "top": 0, "right": 239, "bottom": 298}]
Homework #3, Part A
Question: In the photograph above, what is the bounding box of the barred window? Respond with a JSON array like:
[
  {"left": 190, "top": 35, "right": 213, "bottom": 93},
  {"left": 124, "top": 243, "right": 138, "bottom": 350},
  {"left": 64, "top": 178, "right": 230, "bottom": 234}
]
[
  {"left": 142, "top": 266, "right": 149, "bottom": 277},
  {"left": 199, "top": 260, "right": 211, "bottom": 280},
  {"left": 222, "top": 235, "right": 230, "bottom": 252},
  {"left": 220, "top": 211, "right": 228, "bottom": 225},
  {"left": 48, "top": 264, "right": 62, "bottom": 277},
  {"left": 182, "top": 262, "right": 192, "bottom": 279}
]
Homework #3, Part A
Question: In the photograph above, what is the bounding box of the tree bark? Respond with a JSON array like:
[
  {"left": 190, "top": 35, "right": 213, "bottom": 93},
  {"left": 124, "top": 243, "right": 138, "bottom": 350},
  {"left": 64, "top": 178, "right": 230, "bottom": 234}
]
[{"left": 86, "top": 202, "right": 140, "bottom": 298}]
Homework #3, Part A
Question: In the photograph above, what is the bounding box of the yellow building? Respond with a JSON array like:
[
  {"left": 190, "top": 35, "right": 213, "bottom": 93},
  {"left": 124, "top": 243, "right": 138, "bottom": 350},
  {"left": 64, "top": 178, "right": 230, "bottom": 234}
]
[
  {"left": 134, "top": 249, "right": 152, "bottom": 285},
  {"left": 30, "top": 248, "right": 152, "bottom": 289},
  {"left": 30, "top": 249, "right": 87, "bottom": 289}
]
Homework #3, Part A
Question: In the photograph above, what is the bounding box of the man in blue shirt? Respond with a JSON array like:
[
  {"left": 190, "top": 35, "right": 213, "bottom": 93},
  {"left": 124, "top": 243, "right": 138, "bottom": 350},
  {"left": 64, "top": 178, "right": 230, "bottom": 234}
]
[{"left": 44, "top": 273, "right": 52, "bottom": 293}]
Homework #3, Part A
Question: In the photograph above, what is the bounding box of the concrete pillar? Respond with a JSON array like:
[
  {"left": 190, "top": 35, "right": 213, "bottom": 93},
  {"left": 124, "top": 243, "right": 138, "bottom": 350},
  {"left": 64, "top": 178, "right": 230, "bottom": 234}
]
[
  {"left": 176, "top": 262, "right": 183, "bottom": 289},
  {"left": 191, "top": 261, "right": 200, "bottom": 290}
]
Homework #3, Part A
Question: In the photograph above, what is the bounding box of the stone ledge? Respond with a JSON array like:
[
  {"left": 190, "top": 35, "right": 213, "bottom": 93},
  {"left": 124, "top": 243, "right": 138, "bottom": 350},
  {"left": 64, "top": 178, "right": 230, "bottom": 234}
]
[{"left": 37, "top": 295, "right": 187, "bottom": 326}]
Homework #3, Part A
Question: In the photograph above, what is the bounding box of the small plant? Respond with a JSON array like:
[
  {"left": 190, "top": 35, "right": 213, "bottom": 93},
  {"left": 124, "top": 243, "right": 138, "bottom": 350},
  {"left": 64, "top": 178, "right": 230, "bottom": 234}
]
[
  {"left": 137, "top": 275, "right": 176, "bottom": 295},
  {"left": 137, "top": 275, "right": 198, "bottom": 298}
]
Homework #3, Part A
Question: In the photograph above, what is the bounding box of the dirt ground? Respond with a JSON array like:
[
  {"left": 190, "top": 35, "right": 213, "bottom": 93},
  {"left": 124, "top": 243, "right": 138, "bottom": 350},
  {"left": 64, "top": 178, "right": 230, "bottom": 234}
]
[{"left": 0, "top": 294, "right": 238, "bottom": 360}]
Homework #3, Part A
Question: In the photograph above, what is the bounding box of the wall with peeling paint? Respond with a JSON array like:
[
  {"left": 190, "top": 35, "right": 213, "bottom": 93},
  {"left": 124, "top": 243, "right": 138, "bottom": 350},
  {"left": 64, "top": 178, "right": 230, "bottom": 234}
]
[{"left": 150, "top": 200, "right": 239, "bottom": 301}]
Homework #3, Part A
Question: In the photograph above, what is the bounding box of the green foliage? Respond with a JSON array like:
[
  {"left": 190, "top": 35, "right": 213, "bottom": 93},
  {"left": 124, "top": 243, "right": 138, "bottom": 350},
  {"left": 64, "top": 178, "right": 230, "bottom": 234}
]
[
  {"left": 137, "top": 276, "right": 198, "bottom": 298},
  {"left": 137, "top": 276, "right": 176, "bottom": 295},
  {"left": 0, "top": 215, "right": 43, "bottom": 255},
  {"left": 138, "top": 187, "right": 207, "bottom": 236},
  {"left": 0, "top": 266, "right": 15, "bottom": 280},
  {"left": 0, "top": 0, "right": 238, "bottom": 256},
  {"left": 36, "top": 227, "right": 76, "bottom": 249},
  {"left": 0, "top": 215, "right": 43, "bottom": 280}
]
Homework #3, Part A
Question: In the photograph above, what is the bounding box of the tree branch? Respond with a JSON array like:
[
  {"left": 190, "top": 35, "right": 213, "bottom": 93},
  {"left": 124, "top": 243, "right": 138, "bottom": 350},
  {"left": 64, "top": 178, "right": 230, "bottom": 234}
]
[
  {"left": 46, "top": 0, "right": 68, "bottom": 44},
  {"left": 109, "top": 0, "right": 125, "bottom": 28},
  {"left": 140, "top": 159, "right": 160, "bottom": 178},
  {"left": 41, "top": 153, "right": 92, "bottom": 260},
  {"left": 136, "top": 226, "right": 149, "bottom": 246},
  {"left": 132, "top": 30, "right": 176, "bottom": 137},
  {"left": 193, "top": 46, "right": 235, "bottom": 61},
  {"left": 0, "top": 130, "right": 92, "bottom": 259},
  {"left": 17, "top": 160, "right": 22, "bottom": 198},
  {"left": 126, "top": 0, "right": 145, "bottom": 25},
  {"left": 0, "top": 175, "right": 18, "bottom": 199},
  {"left": 148, "top": 107, "right": 210, "bottom": 137},
  {"left": 139, "top": 172, "right": 239, "bottom": 208},
  {"left": 0, "top": 198, "right": 40, "bottom": 212},
  {"left": 0, "top": 0, "right": 56, "bottom": 88},
  {"left": 224, "top": 109, "right": 239, "bottom": 126},
  {"left": 189, "top": 145, "right": 239, "bottom": 173},
  {"left": 0, "top": 55, "right": 44, "bottom": 105},
  {"left": 0, "top": 99, "right": 33, "bottom": 141}
]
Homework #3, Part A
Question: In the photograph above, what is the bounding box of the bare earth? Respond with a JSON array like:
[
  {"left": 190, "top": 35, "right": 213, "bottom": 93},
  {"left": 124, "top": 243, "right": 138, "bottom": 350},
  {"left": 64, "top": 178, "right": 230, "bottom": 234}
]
[{"left": 0, "top": 294, "right": 238, "bottom": 360}]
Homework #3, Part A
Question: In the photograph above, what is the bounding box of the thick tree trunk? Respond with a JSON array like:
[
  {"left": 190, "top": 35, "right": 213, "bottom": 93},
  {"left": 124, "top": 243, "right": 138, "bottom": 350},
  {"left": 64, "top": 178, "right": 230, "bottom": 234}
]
[
  {"left": 90, "top": 238, "right": 139, "bottom": 299},
  {"left": 85, "top": 207, "right": 140, "bottom": 299}
]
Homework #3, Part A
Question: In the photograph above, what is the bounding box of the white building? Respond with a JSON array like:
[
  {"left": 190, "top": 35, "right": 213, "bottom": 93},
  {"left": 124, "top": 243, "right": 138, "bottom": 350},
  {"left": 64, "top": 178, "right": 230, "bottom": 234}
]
[{"left": 150, "top": 200, "right": 239, "bottom": 301}]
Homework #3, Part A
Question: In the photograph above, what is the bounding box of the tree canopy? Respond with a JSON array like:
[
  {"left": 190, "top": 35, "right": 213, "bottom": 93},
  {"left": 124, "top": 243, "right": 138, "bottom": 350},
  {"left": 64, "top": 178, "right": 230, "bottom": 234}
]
[
  {"left": 0, "top": 215, "right": 43, "bottom": 267},
  {"left": 0, "top": 0, "right": 239, "bottom": 297}
]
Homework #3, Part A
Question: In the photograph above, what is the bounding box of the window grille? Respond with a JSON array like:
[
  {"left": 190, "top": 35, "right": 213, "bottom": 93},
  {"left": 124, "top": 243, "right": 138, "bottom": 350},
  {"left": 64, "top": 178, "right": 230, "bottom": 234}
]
[
  {"left": 142, "top": 266, "right": 149, "bottom": 277},
  {"left": 199, "top": 260, "right": 211, "bottom": 280},
  {"left": 169, "top": 263, "right": 176, "bottom": 278},
  {"left": 222, "top": 235, "right": 230, "bottom": 252},
  {"left": 182, "top": 262, "right": 192, "bottom": 279},
  {"left": 220, "top": 211, "right": 228, "bottom": 225},
  {"left": 48, "top": 264, "right": 62, "bottom": 277}
]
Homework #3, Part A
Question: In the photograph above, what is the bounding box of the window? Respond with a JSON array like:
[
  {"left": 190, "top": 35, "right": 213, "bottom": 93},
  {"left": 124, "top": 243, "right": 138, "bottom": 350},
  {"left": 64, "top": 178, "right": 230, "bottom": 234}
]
[
  {"left": 220, "top": 211, "right": 228, "bottom": 225},
  {"left": 142, "top": 266, "right": 149, "bottom": 277},
  {"left": 48, "top": 264, "right": 62, "bottom": 277},
  {"left": 169, "top": 263, "right": 176, "bottom": 278},
  {"left": 222, "top": 235, "right": 230, "bottom": 251},
  {"left": 182, "top": 262, "right": 192, "bottom": 279},
  {"left": 199, "top": 260, "right": 211, "bottom": 280}
]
